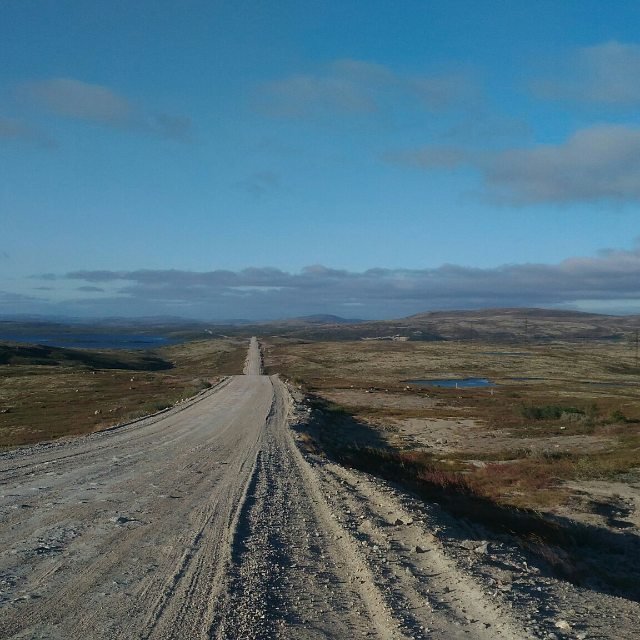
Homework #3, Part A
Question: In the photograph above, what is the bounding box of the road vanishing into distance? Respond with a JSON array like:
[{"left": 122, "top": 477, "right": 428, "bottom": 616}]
[{"left": 0, "top": 339, "right": 551, "bottom": 639}]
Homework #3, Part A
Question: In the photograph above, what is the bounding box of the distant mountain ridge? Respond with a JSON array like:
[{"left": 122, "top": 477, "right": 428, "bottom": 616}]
[
  {"left": 273, "top": 314, "right": 363, "bottom": 325},
  {"left": 385, "top": 308, "right": 640, "bottom": 341},
  {"left": 406, "top": 307, "right": 614, "bottom": 321},
  {"left": 2, "top": 308, "right": 640, "bottom": 344},
  {"left": 251, "top": 308, "right": 640, "bottom": 342}
]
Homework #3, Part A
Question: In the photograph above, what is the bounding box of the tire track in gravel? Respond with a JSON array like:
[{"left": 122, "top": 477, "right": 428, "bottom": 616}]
[
  {"left": 210, "top": 377, "right": 403, "bottom": 640},
  {"left": 1, "top": 338, "right": 535, "bottom": 639},
  {"left": 211, "top": 375, "right": 529, "bottom": 639},
  {"left": 0, "top": 345, "right": 271, "bottom": 640},
  {"left": 310, "top": 462, "right": 523, "bottom": 639}
]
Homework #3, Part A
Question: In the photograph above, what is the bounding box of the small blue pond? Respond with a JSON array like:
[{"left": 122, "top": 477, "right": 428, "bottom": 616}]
[{"left": 406, "top": 378, "right": 496, "bottom": 389}]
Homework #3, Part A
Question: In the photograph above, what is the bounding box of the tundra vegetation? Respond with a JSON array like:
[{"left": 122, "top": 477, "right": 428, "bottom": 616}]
[
  {"left": 2, "top": 318, "right": 639, "bottom": 596},
  {"left": 263, "top": 336, "right": 640, "bottom": 593},
  {"left": 263, "top": 337, "right": 640, "bottom": 515},
  {"left": 0, "top": 339, "right": 247, "bottom": 447}
]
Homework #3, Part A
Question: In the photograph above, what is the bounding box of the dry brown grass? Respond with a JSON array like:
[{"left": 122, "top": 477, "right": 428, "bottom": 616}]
[
  {"left": 0, "top": 338, "right": 247, "bottom": 447},
  {"left": 265, "top": 338, "right": 640, "bottom": 512}
]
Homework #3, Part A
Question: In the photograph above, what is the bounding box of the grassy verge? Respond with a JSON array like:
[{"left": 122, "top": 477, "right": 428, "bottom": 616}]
[
  {"left": 0, "top": 338, "right": 247, "bottom": 448},
  {"left": 267, "top": 337, "right": 640, "bottom": 597},
  {"left": 266, "top": 339, "right": 640, "bottom": 507},
  {"left": 295, "top": 393, "right": 639, "bottom": 598},
  {"left": 298, "top": 390, "right": 640, "bottom": 508}
]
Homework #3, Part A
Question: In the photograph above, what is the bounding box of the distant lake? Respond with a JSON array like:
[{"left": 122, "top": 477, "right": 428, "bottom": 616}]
[
  {"left": 0, "top": 332, "right": 177, "bottom": 350},
  {"left": 406, "top": 378, "right": 496, "bottom": 389}
]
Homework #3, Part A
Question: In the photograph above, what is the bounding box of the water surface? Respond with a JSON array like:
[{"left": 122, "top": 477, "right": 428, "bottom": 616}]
[
  {"left": 0, "top": 332, "right": 177, "bottom": 350},
  {"left": 406, "top": 378, "right": 496, "bottom": 388}
]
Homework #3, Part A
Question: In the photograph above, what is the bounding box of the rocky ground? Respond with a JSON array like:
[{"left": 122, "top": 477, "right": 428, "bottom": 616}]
[{"left": 0, "top": 340, "right": 638, "bottom": 638}]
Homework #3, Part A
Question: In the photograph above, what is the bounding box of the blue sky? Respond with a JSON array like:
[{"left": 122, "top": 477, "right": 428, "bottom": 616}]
[{"left": 2, "top": 0, "right": 640, "bottom": 319}]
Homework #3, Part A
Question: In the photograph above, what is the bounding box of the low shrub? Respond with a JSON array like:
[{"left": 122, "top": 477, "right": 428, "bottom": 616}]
[
  {"left": 521, "top": 404, "right": 585, "bottom": 420},
  {"left": 609, "top": 409, "right": 627, "bottom": 423}
]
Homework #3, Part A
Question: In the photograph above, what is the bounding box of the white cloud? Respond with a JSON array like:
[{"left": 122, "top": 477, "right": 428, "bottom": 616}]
[
  {"left": 532, "top": 41, "right": 640, "bottom": 106},
  {"left": 387, "top": 124, "right": 640, "bottom": 205},
  {"left": 0, "top": 290, "right": 40, "bottom": 304},
  {"left": 18, "top": 77, "right": 192, "bottom": 140},
  {"left": 255, "top": 59, "right": 478, "bottom": 120},
  {"left": 483, "top": 125, "right": 640, "bottom": 204},
  {"left": 0, "top": 115, "right": 56, "bottom": 148},
  {"left": 60, "top": 241, "right": 640, "bottom": 317},
  {"left": 19, "top": 78, "right": 132, "bottom": 124}
]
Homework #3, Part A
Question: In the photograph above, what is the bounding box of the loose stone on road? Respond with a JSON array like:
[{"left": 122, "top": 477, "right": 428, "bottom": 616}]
[{"left": 2, "top": 338, "right": 634, "bottom": 639}]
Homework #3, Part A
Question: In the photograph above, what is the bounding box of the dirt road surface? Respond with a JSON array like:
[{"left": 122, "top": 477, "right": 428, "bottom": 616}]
[{"left": 1, "top": 339, "right": 636, "bottom": 639}]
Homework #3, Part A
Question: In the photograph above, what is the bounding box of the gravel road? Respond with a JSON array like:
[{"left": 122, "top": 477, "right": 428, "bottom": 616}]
[{"left": 1, "top": 338, "right": 637, "bottom": 639}]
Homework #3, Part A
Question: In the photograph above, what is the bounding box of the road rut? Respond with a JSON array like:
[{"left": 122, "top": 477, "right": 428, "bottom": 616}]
[{"left": 1, "top": 338, "right": 531, "bottom": 639}]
